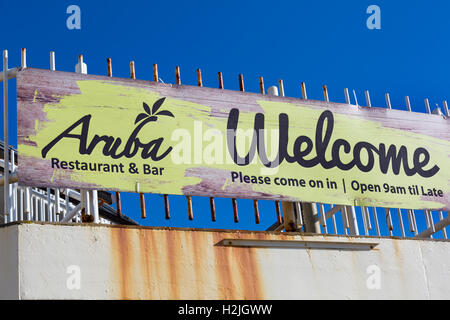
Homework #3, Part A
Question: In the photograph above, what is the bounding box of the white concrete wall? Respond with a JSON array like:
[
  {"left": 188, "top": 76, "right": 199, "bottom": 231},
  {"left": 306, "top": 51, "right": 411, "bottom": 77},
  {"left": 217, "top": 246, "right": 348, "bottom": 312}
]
[
  {"left": 0, "top": 223, "right": 19, "bottom": 299},
  {"left": 0, "top": 222, "right": 449, "bottom": 299}
]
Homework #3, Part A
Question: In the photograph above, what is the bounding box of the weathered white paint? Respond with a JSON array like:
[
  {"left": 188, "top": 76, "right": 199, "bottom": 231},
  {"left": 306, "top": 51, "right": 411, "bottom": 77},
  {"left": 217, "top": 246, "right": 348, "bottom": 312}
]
[{"left": 0, "top": 222, "right": 449, "bottom": 299}]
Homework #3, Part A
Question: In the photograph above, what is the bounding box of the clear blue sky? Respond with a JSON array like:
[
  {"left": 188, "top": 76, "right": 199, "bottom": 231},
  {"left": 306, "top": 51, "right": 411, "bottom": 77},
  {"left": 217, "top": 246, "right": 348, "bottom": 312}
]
[{"left": 1, "top": 1, "right": 448, "bottom": 236}]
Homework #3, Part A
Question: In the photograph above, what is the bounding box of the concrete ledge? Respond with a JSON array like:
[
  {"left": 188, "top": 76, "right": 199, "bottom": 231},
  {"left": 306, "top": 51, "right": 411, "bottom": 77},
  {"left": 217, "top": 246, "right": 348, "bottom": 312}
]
[{"left": 0, "top": 222, "right": 449, "bottom": 299}]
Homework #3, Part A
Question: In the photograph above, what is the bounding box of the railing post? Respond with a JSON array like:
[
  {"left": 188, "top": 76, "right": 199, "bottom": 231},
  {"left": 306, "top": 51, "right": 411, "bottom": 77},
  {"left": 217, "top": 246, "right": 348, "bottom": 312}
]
[
  {"left": 90, "top": 190, "right": 99, "bottom": 223},
  {"left": 3, "top": 50, "right": 10, "bottom": 223},
  {"left": 302, "top": 203, "right": 321, "bottom": 233}
]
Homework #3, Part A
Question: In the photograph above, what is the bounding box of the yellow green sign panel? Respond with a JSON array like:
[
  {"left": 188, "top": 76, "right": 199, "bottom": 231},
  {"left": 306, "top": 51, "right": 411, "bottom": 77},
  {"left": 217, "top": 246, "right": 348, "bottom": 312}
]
[{"left": 17, "top": 68, "right": 450, "bottom": 210}]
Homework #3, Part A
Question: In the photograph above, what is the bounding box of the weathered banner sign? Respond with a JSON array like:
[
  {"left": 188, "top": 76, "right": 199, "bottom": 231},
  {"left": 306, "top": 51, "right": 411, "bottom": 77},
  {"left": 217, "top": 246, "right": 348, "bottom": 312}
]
[{"left": 17, "top": 68, "right": 450, "bottom": 210}]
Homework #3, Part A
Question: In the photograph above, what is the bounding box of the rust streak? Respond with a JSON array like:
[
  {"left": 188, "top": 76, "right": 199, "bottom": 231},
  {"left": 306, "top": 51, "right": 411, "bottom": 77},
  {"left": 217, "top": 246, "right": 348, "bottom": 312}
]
[
  {"left": 148, "top": 230, "right": 162, "bottom": 299},
  {"left": 236, "top": 247, "right": 264, "bottom": 299},
  {"left": 165, "top": 230, "right": 179, "bottom": 299},
  {"left": 138, "top": 229, "right": 152, "bottom": 299},
  {"left": 110, "top": 227, "right": 131, "bottom": 299},
  {"left": 191, "top": 231, "right": 204, "bottom": 299},
  {"left": 213, "top": 232, "right": 265, "bottom": 299},
  {"left": 213, "top": 232, "right": 235, "bottom": 299}
]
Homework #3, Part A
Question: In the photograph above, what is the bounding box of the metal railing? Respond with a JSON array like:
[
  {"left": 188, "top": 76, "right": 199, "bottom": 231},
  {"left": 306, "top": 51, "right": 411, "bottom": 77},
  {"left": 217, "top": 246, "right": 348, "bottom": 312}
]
[
  {"left": 0, "top": 145, "right": 115, "bottom": 225},
  {"left": 266, "top": 203, "right": 449, "bottom": 239}
]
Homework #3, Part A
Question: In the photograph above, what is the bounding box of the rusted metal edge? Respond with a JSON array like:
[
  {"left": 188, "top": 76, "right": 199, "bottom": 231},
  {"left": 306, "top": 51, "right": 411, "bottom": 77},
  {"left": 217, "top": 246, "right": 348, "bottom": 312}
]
[
  {"left": 216, "top": 238, "right": 379, "bottom": 250},
  {"left": 1, "top": 221, "right": 449, "bottom": 243}
]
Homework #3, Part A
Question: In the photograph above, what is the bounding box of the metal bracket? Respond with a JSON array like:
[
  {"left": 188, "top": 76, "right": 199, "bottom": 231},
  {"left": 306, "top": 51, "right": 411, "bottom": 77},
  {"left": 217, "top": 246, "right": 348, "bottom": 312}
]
[{"left": 216, "top": 238, "right": 378, "bottom": 251}]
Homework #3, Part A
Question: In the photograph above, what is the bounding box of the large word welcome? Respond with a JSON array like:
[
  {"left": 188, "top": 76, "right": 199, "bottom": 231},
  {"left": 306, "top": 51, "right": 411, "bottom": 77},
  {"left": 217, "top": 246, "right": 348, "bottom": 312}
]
[{"left": 226, "top": 109, "right": 440, "bottom": 178}]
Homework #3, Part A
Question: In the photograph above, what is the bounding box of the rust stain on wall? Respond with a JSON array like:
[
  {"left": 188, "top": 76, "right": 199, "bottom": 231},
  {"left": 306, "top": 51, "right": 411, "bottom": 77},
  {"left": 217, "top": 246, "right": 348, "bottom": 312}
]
[
  {"left": 165, "top": 229, "right": 180, "bottom": 299},
  {"left": 110, "top": 227, "right": 132, "bottom": 299},
  {"left": 212, "top": 232, "right": 266, "bottom": 299},
  {"left": 234, "top": 246, "right": 264, "bottom": 299},
  {"left": 109, "top": 227, "right": 280, "bottom": 299},
  {"left": 212, "top": 232, "right": 235, "bottom": 299},
  {"left": 137, "top": 229, "right": 152, "bottom": 299},
  {"left": 191, "top": 231, "right": 210, "bottom": 299}
]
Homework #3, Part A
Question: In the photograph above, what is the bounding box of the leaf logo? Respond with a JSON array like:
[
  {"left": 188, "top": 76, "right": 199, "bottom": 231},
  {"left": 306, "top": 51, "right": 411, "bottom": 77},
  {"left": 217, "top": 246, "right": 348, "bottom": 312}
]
[{"left": 134, "top": 97, "right": 174, "bottom": 125}]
